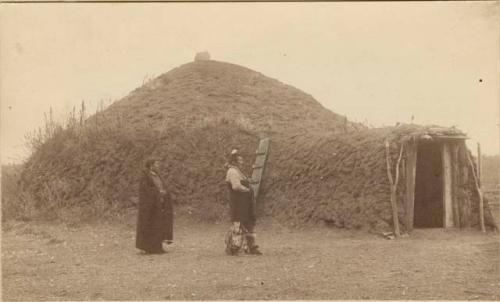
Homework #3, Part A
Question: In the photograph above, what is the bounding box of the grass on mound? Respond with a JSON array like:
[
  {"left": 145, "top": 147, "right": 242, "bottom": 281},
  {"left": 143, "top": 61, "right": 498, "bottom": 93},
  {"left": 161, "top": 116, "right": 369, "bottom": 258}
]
[{"left": 9, "top": 103, "right": 260, "bottom": 225}]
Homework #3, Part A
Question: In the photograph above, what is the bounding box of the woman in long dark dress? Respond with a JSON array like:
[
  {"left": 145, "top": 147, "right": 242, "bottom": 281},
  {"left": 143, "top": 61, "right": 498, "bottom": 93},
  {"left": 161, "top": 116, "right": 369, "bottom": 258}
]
[{"left": 136, "top": 158, "right": 173, "bottom": 254}]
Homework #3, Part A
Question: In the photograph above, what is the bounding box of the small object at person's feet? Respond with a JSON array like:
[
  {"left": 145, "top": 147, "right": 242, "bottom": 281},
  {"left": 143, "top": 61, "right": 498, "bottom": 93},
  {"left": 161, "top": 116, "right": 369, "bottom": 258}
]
[
  {"left": 146, "top": 248, "right": 166, "bottom": 254},
  {"left": 248, "top": 247, "right": 263, "bottom": 255},
  {"left": 225, "top": 246, "right": 239, "bottom": 256},
  {"left": 166, "top": 240, "right": 173, "bottom": 245}
]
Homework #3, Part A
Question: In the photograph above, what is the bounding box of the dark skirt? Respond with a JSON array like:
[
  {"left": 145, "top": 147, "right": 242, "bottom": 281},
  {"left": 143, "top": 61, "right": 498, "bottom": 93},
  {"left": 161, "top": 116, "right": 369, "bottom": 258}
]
[
  {"left": 136, "top": 197, "right": 173, "bottom": 253},
  {"left": 228, "top": 184, "right": 255, "bottom": 227}
]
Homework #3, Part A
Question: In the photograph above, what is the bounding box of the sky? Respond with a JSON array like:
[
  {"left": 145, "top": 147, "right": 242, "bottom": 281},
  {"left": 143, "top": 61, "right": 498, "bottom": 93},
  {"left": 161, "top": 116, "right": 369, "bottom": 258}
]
[{"left": 1, "top": 2, "right": 499, "bottom": 164}]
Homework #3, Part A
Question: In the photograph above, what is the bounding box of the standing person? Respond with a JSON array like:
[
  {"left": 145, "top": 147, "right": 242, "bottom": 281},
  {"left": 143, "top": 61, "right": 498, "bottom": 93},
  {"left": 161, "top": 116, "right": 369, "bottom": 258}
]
[
  {"left": 225, "top": 149, "right": 262, "bottom": 255},
  {"left": 136, "top": 158, "right": 174, "bottom": 254}
]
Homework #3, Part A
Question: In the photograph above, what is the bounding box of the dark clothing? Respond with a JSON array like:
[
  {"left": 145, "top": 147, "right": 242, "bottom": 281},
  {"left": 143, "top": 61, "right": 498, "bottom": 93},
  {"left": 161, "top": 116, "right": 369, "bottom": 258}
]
[
  {"left": 226, "top": 173, "right": 261, "bottom": 254},
  {"left": 136, "top": 169, "right": 173, "bottom": 253},
  {"left": 227, "top": 179, "right": 256, "bottom": 227}
]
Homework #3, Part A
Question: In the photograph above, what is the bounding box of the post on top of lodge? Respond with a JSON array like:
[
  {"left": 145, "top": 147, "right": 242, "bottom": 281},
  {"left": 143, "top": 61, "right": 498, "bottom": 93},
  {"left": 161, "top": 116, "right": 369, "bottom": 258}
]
[
  {"left": 194, "top": 51, "right": 211, "bottom": 61},
  {"left": 401, "top": 126, "right": 476, "bottom": 232}
]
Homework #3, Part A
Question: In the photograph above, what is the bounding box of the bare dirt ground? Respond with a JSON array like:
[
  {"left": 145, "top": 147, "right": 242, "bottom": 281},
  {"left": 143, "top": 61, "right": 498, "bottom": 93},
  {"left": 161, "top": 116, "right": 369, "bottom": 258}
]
[{"left": 2, "top": 216, "right": 499, "bottom": 301}]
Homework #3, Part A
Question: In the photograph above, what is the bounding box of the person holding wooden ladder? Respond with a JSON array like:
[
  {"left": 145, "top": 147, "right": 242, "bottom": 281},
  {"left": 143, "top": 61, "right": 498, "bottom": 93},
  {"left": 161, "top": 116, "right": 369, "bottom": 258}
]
[{"left": 225, "top": 149, "right": 262, "bottom": 255}]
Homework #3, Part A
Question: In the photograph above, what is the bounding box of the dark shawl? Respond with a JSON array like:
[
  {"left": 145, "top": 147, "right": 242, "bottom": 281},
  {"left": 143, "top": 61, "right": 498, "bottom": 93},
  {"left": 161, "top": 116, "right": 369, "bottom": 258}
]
[{"left": 136, "top": 169, "right": 173, "bottom": 252}]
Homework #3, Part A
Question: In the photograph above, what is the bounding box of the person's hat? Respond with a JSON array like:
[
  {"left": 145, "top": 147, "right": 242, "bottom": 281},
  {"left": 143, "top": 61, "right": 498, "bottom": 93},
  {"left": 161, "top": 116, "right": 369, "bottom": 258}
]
[{"left": 228, "top": 149, "right": 240, "bottom": 164}]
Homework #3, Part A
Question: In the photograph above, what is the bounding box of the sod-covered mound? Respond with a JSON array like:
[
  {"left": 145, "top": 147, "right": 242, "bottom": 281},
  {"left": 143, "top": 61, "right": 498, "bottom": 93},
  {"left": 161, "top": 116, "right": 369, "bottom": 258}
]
[
  {"left": 20, "top": 60, "right": 361, "bottom": 222},
  {"left": 92, "top": 60, "right": 360, "bottom": 136},
  {"left": 19, "top": 60, "right": 494, "bottom": 230},
  {"left": 21, "top": 120, "right": 260, "bottom": 221},
  {"left": 263, "top": 125, "right": 494, "bottom": 230}
]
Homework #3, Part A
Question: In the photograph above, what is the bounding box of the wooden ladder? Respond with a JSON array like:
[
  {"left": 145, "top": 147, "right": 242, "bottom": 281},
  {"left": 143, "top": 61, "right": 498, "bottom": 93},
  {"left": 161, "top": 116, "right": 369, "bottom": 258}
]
[{"left": 249, "top": 138, "right": 270, "bottom": 204}]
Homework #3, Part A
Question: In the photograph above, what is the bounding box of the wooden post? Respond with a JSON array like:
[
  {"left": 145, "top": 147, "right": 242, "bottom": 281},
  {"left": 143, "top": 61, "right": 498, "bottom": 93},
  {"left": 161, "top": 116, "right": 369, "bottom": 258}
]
[
  {"left": 467, "top": 152, "right": 486, "bottom": 232},
  {"left": 442, "top": 144, "right": 454, "bottom": 228},
  {"left": 477, "top": 143, "right": 482, "bottom": 188},
  {"left": 385, "top": 140, "right": 403, "bottom": 238},
  {"left": 451, "top": 143, "right": 460, "bottom": 227},
  {"left": 405, "top": 141, "right": 417, "bottom": 232},
  {"left": 477, "top": 143, "right": 486, "bottom": 232},
  {"left": 459, "top": 142, "right": 471, "bottom": 226}
]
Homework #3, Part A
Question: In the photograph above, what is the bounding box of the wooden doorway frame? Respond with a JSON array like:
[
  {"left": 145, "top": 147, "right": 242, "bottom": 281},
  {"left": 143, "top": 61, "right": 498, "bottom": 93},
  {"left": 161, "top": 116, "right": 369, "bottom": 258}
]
[{"left": 405, "top": 138, "right": 466, "bottom": 231}]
